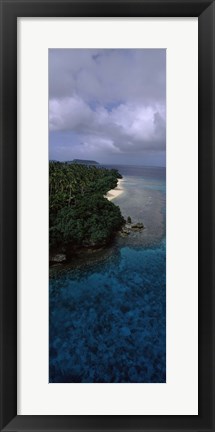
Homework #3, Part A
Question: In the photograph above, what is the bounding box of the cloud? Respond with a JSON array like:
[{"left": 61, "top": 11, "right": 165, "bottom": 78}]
[
  {"left": 49, "top": 49, "right": 165, "bottom": 105},
  {"left": 49, "top": 96, "right": 93, "bottom": 131},
  {"left": 49, "top": 49, "right": 166, "bottom": 164},
  {"left": 49, "top": 96, "right": 165, "bottom": 153}
]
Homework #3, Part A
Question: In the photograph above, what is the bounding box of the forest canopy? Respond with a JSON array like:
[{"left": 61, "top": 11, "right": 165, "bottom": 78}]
[{"left": 49, "top": 162, "right": 125, "bottom": 258}]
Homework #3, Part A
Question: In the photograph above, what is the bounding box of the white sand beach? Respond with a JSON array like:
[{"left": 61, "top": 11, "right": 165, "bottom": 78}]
[{"left": 105, "top": 179, "right": 125, "bottom": 201}]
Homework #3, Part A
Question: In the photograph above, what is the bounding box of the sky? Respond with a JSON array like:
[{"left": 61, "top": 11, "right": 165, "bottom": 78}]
[{"left": 49, "top": 49, "right": 166, "bottom": 166}]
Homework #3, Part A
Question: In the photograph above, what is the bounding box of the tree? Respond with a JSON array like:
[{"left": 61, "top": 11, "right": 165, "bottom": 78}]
[{"left": 49, "top": 162, "right": 125, "bottom": 256}]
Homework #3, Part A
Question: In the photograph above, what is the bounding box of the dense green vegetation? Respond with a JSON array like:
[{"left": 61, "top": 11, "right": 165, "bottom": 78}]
[{"left": 49, "top": 162, "right": 125, "bottom": 258}]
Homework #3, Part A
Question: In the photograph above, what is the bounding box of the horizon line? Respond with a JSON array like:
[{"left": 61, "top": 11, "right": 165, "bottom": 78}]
[{"left": 49, "top": 159, "right": 166, "bottom": 168}]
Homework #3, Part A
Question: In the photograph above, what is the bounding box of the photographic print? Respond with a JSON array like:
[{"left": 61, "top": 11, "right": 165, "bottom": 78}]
[{"left": 49, "top": 49, "right": 166, "bottom": 383}]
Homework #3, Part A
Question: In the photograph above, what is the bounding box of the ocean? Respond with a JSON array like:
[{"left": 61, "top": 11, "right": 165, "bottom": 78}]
[{"left": 49, "top": 165, "right": 166, "bottom": 383}]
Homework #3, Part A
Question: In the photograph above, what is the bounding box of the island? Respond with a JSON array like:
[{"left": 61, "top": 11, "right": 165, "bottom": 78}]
[
  {"left": 67, "top": 159, "right": 100, "bottom": 166},
  {"left": 49, "top": 161, "right": 125, "bottom": 262}
]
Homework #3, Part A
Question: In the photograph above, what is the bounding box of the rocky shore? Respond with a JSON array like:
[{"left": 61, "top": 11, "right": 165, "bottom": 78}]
[
  {"left": 50, "top": 220, "right": 145, "bottom": 264},
  {"left": 120, "top": 222, "right": 145, "bottom": 237}
]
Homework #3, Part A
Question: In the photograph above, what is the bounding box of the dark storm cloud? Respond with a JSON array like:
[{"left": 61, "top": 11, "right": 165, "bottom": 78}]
[{"left": 49, "top": 49, "right": 166, "bottom": 165}]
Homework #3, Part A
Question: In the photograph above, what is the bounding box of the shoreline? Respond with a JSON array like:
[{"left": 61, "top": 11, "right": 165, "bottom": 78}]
[{"left": 105, "top": 178, "right": 124, "bottom": 201}]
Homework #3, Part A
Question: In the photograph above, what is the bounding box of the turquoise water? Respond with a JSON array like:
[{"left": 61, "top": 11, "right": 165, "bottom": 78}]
[{"left": 49, "top": 166, "right": 166, "bottom": 383}]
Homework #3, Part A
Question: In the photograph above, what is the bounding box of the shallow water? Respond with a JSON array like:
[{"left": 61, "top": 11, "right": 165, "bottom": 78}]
[{"left": 49, "top": 165, "right": 166, "bottom": 383}]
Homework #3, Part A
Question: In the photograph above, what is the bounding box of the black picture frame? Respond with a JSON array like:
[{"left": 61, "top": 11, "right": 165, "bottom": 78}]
[{"left": 0, "top": 0, "right": 214, "bottom": 431}]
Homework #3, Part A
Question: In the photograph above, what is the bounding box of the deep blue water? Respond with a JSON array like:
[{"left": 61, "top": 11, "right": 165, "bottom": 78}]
[{"left": 49, "top": 165, "right": 166, "bottom": 383}]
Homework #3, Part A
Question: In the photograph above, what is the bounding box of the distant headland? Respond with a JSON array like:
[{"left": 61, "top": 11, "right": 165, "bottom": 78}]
[{"left": 67, "top": 159, "right": 99, "bottom": 166}]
